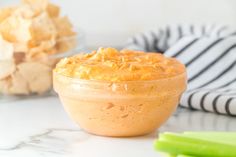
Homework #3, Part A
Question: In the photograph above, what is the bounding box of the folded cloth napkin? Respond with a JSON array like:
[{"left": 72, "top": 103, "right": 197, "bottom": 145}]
[{"left": 125, "top": 24, "right": 236, "bottom": 116}]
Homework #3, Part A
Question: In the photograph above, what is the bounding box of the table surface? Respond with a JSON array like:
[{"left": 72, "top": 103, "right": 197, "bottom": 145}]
[{"left": 0, "top": 96, "right": 236, "bottom": 157}]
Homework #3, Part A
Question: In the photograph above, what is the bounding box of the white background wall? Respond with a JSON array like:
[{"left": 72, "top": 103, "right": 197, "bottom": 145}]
[{"left": 1, "top": 0, "right": 236, "bottom": 48}]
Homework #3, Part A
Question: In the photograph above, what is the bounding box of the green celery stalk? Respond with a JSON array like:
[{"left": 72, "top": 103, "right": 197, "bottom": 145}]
[
  {"left": 158, "top": 152, "right": 176, "bottom": 157},
  {"left": 154, "top": 133, "right": 236, "bottom": 157},
  {"left": 177, "top": 155, "right": 197, "bottom": 157},
  {"left": 155, "top": 139, "right": 206, "bottom": 157},
  {"left": 183, "top": 132, "right": 236, "bottom": 146}
]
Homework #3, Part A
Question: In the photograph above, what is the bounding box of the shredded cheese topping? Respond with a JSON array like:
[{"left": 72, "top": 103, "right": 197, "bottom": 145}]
[{"left": 54, "top": 48, "right": 186, "bottom": 81}]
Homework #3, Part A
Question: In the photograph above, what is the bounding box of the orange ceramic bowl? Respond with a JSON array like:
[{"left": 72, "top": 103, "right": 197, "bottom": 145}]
[{"left": 53, "top": 71, "right": 187, "bottom": 137}]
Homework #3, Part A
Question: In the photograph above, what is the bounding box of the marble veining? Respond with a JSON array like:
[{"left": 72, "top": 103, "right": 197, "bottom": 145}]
[
  {"left": 0, "top": 96, "right": 235, "bottom": 157},
  {"left": 0, "top": 128, "right": 89, "bottom": 154}
]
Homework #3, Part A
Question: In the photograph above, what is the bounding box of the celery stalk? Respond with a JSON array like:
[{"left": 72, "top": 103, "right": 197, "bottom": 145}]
[
  {"left": 158, "top": 152, "right": 176, "bottom": 157},
  {"left": 177, "top": 155, "right": 196, "bottom": 157},
  {"left": 154, "top": 133, "right": 236, "bottom": 157},
  {"left": 183, "top": 132, "right": 236, "bottom": 146}
]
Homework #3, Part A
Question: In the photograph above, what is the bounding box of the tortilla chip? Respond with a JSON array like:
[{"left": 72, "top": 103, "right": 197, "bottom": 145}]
[
  {"left": 0, "top": 59, "right": 16, "bottom": 79},
  {"left": 13, "top": 4, "right": 37, "bottom": 18},
  {"left": 9, "top": 70, "right": 29, "bottom": 94},
  {"left": 47, "top": 3, "right": 60, "bottom": 18},
  {"left": 17, "top": 61, "right": 52, "bottom": 94},
  {"left": 13, "top": 43, "right": 28, "bottom": 52},
  {"left": 39, "top": 57, "right": 58, "bottom": 67},
  {"left": 22, "top": 0, "right": 48, "bottom": 7},
  {"left": 52, "top": 16, "right": 75, "bottom": 38},
  {"left": 29, "top": 12, "right": 57, "bottom": 46},
  {"left": 26, "top": 50, "right": 47, "bottom": 59},
  {"left": 21, "top": 0, "right": 48, "bottom": 15},
  {"left": 0, "top": 7, "right": 15, "bottom": 23},
  {"left": 0, "top": 15, "right": 31, "bottom": 43},
  {"left": 20, "top": 0, "right": 59, "bottom": 18},
  {"left": 0, "top": 0, "right": 76, "bottom": 95},
  {"left": 27, "top": 37, "right": 56, "bottom": 58},
  {"left": 30, "top": 38, "right": 55, "bottom": 51},
  {"left": 45, "top": 47, "right": 57, "bottom": 55},
  {"left": 0, "top": 34, "right": 14, "bottom": 60},
  {"left": 0, "top": 77, "right": 11, "bottom": 94},
  {"left": 56, "top": 36, "right": 77, "bottom": 53}
]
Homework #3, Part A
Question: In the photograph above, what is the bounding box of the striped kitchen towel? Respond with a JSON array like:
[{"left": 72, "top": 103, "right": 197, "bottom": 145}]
[{"left": 125, "top": 24, "right": 236, "bottom": 116}]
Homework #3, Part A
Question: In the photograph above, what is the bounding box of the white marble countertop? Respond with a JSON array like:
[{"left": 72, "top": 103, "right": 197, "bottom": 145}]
[{"left": 0, "top": 96, "right": 236, "bottom": 157}]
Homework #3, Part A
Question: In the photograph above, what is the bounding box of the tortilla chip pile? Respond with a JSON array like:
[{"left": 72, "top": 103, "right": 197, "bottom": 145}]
[{"left": 0, "top": 0, "right": 77, "bottom": 95}]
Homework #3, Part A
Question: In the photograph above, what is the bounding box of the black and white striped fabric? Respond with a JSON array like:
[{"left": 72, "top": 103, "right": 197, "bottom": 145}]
[{"left": 125, "top": 24, "right": 236, "bottom": 116}]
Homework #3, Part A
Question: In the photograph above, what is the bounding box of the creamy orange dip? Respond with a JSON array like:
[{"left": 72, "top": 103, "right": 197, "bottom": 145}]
[
  {"left": 54, "top": 48, "right": 185, "bottom": 81},
  {"left": 53, "top": 47, "right": 187, "bottom": 137}
]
